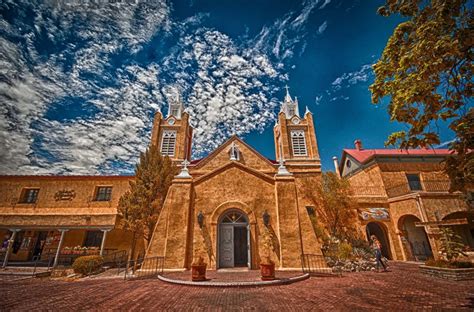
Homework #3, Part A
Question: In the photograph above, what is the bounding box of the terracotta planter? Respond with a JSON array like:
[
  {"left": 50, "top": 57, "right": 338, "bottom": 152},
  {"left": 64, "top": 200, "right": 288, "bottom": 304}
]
[
  {"left": 191, "top": 264, "right": 207, "bottom": 281},
  {"left": 260, "top": 262, "right": 275, "bottom": 280}
]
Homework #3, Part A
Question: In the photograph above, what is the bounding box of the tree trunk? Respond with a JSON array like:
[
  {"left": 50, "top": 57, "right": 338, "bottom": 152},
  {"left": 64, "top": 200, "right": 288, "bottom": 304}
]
[{"left": 129, "top": 230, "right": 138, "bottom": 262}]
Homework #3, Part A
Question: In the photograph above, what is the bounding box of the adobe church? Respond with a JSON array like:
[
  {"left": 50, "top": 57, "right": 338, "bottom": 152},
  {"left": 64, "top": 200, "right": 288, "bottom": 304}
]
[{"left": 146, "top": 90, "right": 323, "bottom": 269}]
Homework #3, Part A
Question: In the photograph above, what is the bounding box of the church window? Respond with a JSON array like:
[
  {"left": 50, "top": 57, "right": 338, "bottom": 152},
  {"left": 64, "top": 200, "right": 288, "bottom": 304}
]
[
  {"left": 95, "top": 186, "right": 112, "bottom": 201},
  {"left": 161, "top": 130, "right": 177, "bottom": 156},
  {"left": 288, "top": 105, "right": 296, "bottom": 116},
  {"left": 291, "top": 130, "right": 307, "bottom": 156},
  {"left": 19, "top": 188, "right": 39, "bottom": 203},
  {"left": 170, "top": 106, "right": 180, "bottom": 117}
]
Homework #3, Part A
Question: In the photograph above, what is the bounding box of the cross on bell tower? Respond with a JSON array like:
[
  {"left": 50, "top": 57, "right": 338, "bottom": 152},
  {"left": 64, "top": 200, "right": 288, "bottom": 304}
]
[
  {"left": 168, "top": 92, "right": 184, "bottom": 119},
  {"left": 280, "top": 85, "right": 299, "bottom": 118}
]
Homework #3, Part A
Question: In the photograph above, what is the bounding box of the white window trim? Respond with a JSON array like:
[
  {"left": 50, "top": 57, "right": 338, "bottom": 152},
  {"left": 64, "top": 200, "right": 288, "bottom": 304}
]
[
  {"left": 161, "top": 130, "right": 177, "bottom": 157},
  {"left": 291, "top": 130, "right": 308, "bottom": 156}
]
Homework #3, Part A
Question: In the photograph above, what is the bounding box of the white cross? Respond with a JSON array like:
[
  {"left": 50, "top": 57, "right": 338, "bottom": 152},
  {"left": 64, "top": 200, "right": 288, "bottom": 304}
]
[{"left": 180, "top": 159, "right": 190, "bottom": 169}]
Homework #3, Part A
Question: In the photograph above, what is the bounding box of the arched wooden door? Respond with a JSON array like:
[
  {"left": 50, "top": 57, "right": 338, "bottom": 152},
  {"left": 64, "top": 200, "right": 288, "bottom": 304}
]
[{"left": 218, "top": 210, "right": 250, "bottom": 268}]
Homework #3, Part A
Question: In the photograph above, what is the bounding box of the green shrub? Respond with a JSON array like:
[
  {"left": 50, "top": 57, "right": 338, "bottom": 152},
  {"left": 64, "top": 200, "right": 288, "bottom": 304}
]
[
  {"left": 337, "top": 242, "right": 353, "bottom": 260},
  {"left": 72, "top": 255, "right": 104, "bottom": 275},
  {"left": 324, "top": 241, "right": 354, "bottom": 260}
]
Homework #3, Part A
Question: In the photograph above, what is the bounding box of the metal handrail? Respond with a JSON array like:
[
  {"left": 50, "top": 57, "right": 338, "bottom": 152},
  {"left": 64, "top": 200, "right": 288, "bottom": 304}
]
[
  {"left": 124, "top": 256, "right": 165, "bottom": 280},
  {"left": 301, "top": 253, "right": 337, "bottom": 276}
]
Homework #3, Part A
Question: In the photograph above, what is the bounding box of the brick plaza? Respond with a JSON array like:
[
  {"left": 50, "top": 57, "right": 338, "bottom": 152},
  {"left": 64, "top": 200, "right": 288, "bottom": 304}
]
[{"left": 1, "top": 262, "right": 473, "bottom": 311}]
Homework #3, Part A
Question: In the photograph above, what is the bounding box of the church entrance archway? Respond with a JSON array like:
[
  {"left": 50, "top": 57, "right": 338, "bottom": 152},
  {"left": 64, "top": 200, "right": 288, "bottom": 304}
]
[
  {"left": 218, "top": 210, "right": 250, "bottom": 268},
  {"left": 399, "top": 215, "right": 433, "bottom": 261},
  {"left": 366, "top": 222, "right": 392, "bottom": 259}
]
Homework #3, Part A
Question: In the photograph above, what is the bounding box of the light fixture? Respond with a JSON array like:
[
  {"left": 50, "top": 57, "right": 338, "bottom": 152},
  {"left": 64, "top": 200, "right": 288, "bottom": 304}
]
[
  {"left": 197, "top": 211, "right": 204, "bottom": 228},
  {"left": 263, "top": 210, "right": 270, "bottom": 227}
]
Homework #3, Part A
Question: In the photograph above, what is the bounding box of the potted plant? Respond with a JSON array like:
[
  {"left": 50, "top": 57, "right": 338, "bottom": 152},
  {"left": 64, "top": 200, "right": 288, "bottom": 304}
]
[
  {"left": 260, "top": 226, "right": 275, "bottom": 280},
  {"left": 191, "top": 238, "right": 207, "bottom": 281},
  {"left": 191, "top": 255, "right": 207, "bottom": 281}
]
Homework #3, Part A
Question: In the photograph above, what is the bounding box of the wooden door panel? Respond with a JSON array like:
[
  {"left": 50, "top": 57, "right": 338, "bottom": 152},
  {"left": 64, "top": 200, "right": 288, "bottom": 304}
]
[{"left": 219, "top": 224, "right": 234, "bottom": 268}]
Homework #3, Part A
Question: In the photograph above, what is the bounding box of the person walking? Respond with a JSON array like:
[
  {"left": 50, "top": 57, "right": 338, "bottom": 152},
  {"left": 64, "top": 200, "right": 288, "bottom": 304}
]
[{"left": 371, "top": 235, "right": 388, "bottom": 272}]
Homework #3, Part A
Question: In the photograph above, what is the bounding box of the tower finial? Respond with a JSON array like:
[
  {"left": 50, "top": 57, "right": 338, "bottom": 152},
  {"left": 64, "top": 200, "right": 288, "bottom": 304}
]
[{"left": 284, "top": 84, "right": 292, "bottom": 102}]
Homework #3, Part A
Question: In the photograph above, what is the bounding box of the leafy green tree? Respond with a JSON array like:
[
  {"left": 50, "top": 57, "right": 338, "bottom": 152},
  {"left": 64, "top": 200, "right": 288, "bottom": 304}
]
[
  {"left": 439, "top": 226, "right": 467, "bottom": 261},
  {"left": 118, "top": 144, "right": 177, "bottom": 258},
  {"left": 302, "top": 172, "right": 359, "bottom": 241},
  {"left": 370, "top": 0, "right": 473, "bottom": 193}
]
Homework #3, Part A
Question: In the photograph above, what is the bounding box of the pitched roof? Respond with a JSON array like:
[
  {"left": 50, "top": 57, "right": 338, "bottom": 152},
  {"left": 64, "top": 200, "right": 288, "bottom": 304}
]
[
  {"left": 190, "top": 135, "right": 277, "bottom": 169},
  {"left": 343, "top": 148, "right": 453, "bottom": 164}
]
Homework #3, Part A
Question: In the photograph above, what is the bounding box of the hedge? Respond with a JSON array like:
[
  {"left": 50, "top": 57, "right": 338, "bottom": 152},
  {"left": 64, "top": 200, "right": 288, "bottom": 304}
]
[{"left": 72, "top": 255, "right": 104, "bottom": 275}]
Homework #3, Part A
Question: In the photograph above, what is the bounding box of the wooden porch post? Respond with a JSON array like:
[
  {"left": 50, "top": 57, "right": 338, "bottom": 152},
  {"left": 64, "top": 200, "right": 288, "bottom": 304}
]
[
  {"left": 100, "top": 229, "right": 110, "bottom": 256},
  {"left": 53, "top": 229, "right": 68, "bottom": 268},
  {"left": 2, "top": 229, "right": 21, "bottom": 268}
]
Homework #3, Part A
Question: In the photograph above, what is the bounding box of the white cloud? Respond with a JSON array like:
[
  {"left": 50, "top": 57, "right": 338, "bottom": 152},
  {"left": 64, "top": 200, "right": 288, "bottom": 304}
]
[
  {"left": 0, "top": 0, "right": 317, "bottom": 174},
  {"left": 313, "top": 63, "right": 374, "bottom": 106},
  {"left": 331, "top": 64, "right": 372, "bottom": 89},
  {"left": 292, "top": 0, "right": 320, "bottom": 28},
  {"left": 317, "top": 21, "right": 328, "bottom": 34},
  {"left": 319, "top": 0, "right": 332, "bottom": 10},
  {"left": 162, "top": 29, "right": 282, "bottom": 156}
]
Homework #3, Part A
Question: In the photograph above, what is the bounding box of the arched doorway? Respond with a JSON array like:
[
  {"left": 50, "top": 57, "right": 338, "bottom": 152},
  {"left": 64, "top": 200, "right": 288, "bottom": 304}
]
[
  {"left": 366, "top": 222, "right": 392, "bottom": 259},
  {"left": 399, "top": 215, "right": 433, "bottom": 261},
  {"left": 218, "top": 210, "right": 250, "bottom": 268},
  {"left": 443, "top": 211, "right": 474, "bottom": 249}
]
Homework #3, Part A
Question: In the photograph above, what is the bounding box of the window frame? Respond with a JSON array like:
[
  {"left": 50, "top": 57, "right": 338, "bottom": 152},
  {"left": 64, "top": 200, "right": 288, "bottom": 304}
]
[
  {"left": 160, "top": 130, "right": 177, "bottom": 157},
  {"left": 83, "top": 231, "right": 104, "bottom": 247},
  {"left": 290, "top": 130, "right": 308, "bottom": 157},
  {"left": 19, "top": 188, "right": 40, "bottom": 204},
  {"left": 406, "top": 173, "right": 423, "bottom": 191},
  {"left": 94, "top": 186, "right": 113, "bottom": 202}
]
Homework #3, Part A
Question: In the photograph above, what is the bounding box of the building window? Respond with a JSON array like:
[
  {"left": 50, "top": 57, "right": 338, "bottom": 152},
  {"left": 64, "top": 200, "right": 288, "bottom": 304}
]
[
  {"left": 291, "top": 130, "right": 308, "bottom": 156},
  {"left": 170, "top": 107, "right": 180, "bottom": 117},
  {"left": 229, "top": 142, "right": 240, "bottom": 160},
  {"left": 288, "top": 106, "right": 296, "bottom": 116},
  {"left": 95, "top": 186, "right": 112, "bottom": 201},
  {"left": 19, "top": 188, "right": 39, "bottom": 203},
  {"left": 406, "top": 174, "right": 422, "bottom": 191},
  {"left": 84, "top": 231, "right": 103, "bottom": 247},
  {"left": 161, "top": 130, "right": 176, "bottom": 157}
]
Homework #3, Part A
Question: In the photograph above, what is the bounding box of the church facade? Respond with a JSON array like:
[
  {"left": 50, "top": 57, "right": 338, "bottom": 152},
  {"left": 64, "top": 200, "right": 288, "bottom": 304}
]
[{"left": 145, "top": 92, "right": 323, "bottom": 269}]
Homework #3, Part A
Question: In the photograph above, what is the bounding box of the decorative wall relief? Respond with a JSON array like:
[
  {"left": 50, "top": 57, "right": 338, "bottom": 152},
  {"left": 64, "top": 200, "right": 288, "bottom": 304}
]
[
  {"left": 54, "top": 190, "right": 76, "bottom": 201},
  {"left": 359, "top": 208, "right": 390, "bottom": 221}
]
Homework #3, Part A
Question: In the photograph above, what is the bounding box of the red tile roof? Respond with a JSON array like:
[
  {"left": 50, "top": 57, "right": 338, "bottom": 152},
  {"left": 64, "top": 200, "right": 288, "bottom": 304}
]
[{"left": 344, "top": 148, "right": 453, "bottom": 164}]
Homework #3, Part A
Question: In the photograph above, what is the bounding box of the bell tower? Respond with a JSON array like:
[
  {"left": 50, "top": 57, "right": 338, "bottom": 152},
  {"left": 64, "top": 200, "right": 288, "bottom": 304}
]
[
  {"left": 273, "top": 86, "right": 320, "bottom": 166},
  {"left": 150, "top": 93, "right": 193, "bottom": 162}
]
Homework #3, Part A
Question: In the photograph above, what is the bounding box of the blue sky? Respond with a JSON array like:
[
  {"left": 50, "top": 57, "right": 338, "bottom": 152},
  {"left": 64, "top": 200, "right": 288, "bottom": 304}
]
[{"left": 0, "top": 0, "right": 456, "bottom": 175}]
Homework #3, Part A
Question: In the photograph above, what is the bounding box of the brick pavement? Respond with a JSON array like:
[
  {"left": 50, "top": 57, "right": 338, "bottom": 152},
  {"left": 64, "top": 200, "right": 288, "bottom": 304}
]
[
  {"left": 163, "top": 269, "right": 303, "bottom": 282},
  {"left": 0, "top": 262, "right": 473, "bottom": 311}
]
